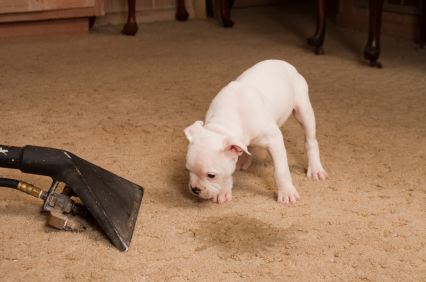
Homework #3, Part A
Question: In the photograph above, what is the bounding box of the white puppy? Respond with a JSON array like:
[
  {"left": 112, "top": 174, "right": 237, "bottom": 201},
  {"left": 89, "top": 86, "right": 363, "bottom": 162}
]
[{"left": 184, "top": 60, "right": 327, "bottom": 204}]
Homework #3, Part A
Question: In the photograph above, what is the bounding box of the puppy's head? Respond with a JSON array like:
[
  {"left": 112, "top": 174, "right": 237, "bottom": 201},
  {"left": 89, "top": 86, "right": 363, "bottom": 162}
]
[{"left": 184, "top": 121, "right": 249, "bottom": 200}]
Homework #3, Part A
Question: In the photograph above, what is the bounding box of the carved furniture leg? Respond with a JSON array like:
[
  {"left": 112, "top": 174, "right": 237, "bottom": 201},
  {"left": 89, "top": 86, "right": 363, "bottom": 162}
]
[
  {"left": 307, "top": 0, "right": 326, "bottom": 55},
  {"left": 221, "top": 0, "right": 234, "bottom": 27},
  {"left": 89, "top": 16, "right": 96, "bottom": 29},
  {"left": 122, "top": 0, "right": 138, "bottom": 36},
  {"left": 421, "top": 0, "right": 426, "bottom": 48},
  {"left": 176, "top": 0, "right": 189, "bottom": 21},
  {"left": 364, "top": 0, "right": 384, "bottom": 68}
]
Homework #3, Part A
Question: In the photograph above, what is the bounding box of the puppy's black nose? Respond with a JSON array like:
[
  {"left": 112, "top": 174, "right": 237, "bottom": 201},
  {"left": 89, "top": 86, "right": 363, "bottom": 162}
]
[{"left": 191, "top": 187, "right": 201, "bottom": 195}]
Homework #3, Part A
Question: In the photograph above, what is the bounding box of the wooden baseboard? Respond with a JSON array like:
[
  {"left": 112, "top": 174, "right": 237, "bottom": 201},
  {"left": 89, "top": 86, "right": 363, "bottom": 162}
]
[
  {"left": 234, "top": 0, "right": 282, "bottom": 8},
  {"left": 0, "top": 0, "right": 104, "bottom": 23},
  {"left": 96, "top": 7, "right": 195, "bottom": 26},
  {"left": 0, "top": 18, "right": 88, "bottom": 38}
]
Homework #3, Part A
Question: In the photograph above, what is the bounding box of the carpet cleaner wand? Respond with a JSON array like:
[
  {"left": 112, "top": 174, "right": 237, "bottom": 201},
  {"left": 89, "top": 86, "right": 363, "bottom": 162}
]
[{"left": 0, "top": 145, "right": 144, "bottom": 251}]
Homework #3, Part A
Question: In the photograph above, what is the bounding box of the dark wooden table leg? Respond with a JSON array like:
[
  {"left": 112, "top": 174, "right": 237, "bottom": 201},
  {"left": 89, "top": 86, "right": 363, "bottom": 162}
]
[
  {"left": 122, "top": 0, "right": 138, "bottom": 36},
  {"left": 364, "top": 0, "right": 384, "bottom": 68},
  {"left": 421, "top": 0, "right": 426, "bottom": 48},
  {"left": 89, "top": 16, "right": 96, "bottom": 29},
  {"left": 221, "top": 0, "right": 234, "bottom": 28},
  {"left": 176, "top": 0, "right": 189, "bottom": 21},
  {"left": 307, "top": 0, "right": 326, "bottom": 55}
]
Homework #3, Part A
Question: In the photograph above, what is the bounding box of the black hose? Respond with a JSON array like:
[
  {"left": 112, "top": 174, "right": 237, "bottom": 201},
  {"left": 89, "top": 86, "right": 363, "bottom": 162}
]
[
  {"left": 0, "top": 178, "right": 19, "bottom": 189},
  {"left": 0, "top": 145, "right": 22, "bottom": 169}
]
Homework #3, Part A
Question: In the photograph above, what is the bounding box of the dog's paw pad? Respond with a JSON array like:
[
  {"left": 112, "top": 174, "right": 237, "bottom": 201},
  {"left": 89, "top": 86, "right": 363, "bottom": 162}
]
[
  {"left": 277, "top": 188, "right": 300, "bottom": 204},
  {"left": 212, "top": 190, "right": 232, "bottom": 204},
  {"left": 307, "top": 167, "right": 328, "bottom": 181}
]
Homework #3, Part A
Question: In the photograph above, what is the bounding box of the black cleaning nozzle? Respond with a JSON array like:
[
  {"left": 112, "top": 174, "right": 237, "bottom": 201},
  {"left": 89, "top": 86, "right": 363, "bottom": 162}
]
[{"left": 0, "top": 145, "right": 144, "bottom": 251}]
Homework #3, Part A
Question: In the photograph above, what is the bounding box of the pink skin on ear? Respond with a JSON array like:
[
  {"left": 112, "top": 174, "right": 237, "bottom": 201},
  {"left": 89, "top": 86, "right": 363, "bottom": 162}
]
[
  {"left": 224, "top": 137, "right": 251, "bottom": 156},
  {"left": 228, "top": 145, "right": 244, "bottom": 156}
]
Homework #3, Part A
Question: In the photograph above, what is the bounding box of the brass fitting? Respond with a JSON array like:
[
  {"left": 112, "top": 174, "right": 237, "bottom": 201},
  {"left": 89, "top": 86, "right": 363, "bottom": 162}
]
[{"left": 17, "top": 181, "right": 45, "bottom": 199}]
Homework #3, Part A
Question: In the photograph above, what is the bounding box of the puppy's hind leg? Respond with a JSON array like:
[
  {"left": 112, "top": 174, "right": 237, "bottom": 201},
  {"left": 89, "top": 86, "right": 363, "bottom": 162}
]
[
  {"left": 236, "top": 150, "right": 253, "bottom": 171},
  {"left": 293, "top": 77, "right": 328, "bottom": 181}
]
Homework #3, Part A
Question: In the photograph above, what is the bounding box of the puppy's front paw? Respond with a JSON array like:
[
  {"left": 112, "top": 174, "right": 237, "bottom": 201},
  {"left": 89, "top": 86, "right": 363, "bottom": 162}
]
[
  {"left": 277, "top": 186, "right": 300, "bottom": 204},
  {"left": 307, "top": 166, "right": 328, "bottom": 181},
  {"left": 211, "top": 189, "right": 232, "bottom": 204}
]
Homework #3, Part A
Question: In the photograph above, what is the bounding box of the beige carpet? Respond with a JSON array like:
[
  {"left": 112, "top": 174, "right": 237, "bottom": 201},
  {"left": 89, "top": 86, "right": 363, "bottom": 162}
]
[{"left": 1, "top": 4, "right": 425, "bottom": 281}]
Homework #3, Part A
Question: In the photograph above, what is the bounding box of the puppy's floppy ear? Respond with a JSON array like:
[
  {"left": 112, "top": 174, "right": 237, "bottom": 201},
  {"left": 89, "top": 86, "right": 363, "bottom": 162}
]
[
  {"left": 223, "top": 137, "right": 251, "bottom": 156},
  {"left": 184, "top": 120, "right": 204, "bottom": 143}
]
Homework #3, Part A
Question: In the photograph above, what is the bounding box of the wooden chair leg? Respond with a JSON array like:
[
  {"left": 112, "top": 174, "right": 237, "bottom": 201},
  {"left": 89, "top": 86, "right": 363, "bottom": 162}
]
[
  {"left": 176, "top": 0, "right": 189, "bottom": 21},
  {"left": 421, "top": 0, "right": 426, "bottom": 48},
  {"left": 221, "top": 0, "right": 234, "bottom": 28},
  {"left": 364, "top": 0, "right": 384, "bottom": 68},
  {"left": 89, "top": 16, "right": 96, "bottom": 29},
  {"left": 307, "top": 0, "right": 326, "bottom": 55},
  {"left": 122, "top": 0, "right": 138, "bottom": 36}
]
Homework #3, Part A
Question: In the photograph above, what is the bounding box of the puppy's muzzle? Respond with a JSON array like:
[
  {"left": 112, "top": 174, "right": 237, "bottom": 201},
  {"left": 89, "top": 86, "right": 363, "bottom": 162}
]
[{"left": 190, "top": 186, "right": 201, "bottom": 195}]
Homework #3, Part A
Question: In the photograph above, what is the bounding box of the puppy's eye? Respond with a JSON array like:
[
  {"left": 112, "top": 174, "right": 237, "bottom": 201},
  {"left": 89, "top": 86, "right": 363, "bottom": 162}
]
[{"left": 207, "top": 173, "right": 216, "bottom": 179}]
